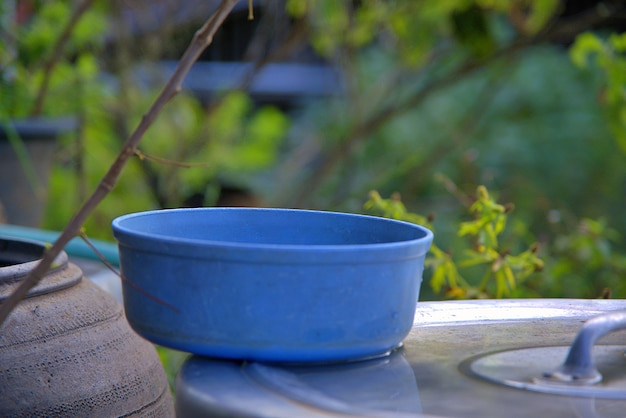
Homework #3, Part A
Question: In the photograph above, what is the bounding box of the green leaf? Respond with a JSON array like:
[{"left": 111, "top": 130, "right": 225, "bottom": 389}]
[
  {"left": 457, "top": 248, "right": 497, "bottom": 268},
  {"left": 430, "top": 264, "right": 447, "bottom": 293},
  {"left": 503, "top": 264, "right": 516, "bottom": 291},
  {"left": 525, "top": 0, "right": 560, "bottom": 34},
  {"left": 458, "top": 219, "right": 483, "bottom": 236},
  {"left": 570, "top": 32, "right": 606, "bottom": 68},
  {"left": 286, "top": 0, "right": 308, "bottom": 17},
  {"left": 494, "top": 269, "right": 507, "bottom": 298},
  {"left": 609, "top": 32, "right": 626, "bottom": 51}
]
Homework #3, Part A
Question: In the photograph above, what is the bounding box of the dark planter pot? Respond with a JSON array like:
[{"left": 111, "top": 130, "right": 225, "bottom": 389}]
[
  {"left": 0, "top": 237, "right": 174, "bottom": 417},
  {"left": 0, "top": 117, "right": 76, "bottom": 227}
]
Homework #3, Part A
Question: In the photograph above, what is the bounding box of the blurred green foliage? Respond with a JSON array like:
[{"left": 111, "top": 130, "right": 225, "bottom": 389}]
[
  {"left": 2, "top": 1, "right": 289, "bottom": 240},
  {"left": 365, "top": 186, "right": 544, "bottom": 299},
  {"left": 528, "top": 217, "right": 626, "bottom": 299},
  {"left": 157, "top": 91, "right": 289, "bottom": 205},
  {"left": 0, "top": 0, "right": 108, "bottom": 117},
  {"left": 156, "top": 345, "right": 189, "bottom": 394},
  {"left": 366, "top": 186, "right": 626, "bottom": 300},
  {"left": 44, "top": 86, "right": 289, "bottom": 239},
  {"left": 2, "top": 0, "right": 625, "bottom": 299},
  {"left": 570, "top": 32, "right": 626, "bottom": 154},
  {"left": 264, "top": 1, "right": 626, "bottom": 298}
]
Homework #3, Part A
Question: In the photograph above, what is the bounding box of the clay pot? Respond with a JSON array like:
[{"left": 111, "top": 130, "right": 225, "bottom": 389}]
[{"left": 0, "top": 237, "right": 174, "bottom": 417}]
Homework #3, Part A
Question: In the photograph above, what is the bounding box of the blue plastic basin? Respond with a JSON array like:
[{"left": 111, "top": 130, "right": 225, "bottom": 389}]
[{"left": 112, "top": 208, "right": 433, "bottom": 362}]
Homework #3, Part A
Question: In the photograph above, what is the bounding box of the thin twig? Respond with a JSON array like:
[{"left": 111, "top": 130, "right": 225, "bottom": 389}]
[
  {"left": 401, "top": 66, "right": 507, "bottom": 196},
  {"left": 78, "top": 231, "right": 179, "bottom": 311},
  {"left": 134, "top": 149, "right": 211, "bottom": 168},
  {"left": 293, "top": 38, "right": 533, "bottom": 206},
  {"left": 434, "top": 173, "right": 473, "bottom": 208},
  {"left": 0, "top": 0, "right": 240, "bottom": 326},
  {"left": 31, "top": 0, "right": 96, "bottom": 117}
]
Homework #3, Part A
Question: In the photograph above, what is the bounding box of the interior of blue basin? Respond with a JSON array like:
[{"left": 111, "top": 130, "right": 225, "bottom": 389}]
[{"left": 112, "top": 207, "right": 432, "bottom": 252}]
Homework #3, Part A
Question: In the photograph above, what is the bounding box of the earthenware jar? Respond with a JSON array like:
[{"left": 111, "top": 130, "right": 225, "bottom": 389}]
[{"left": 0, "top": 237, "right": 174, "bottom": 417}]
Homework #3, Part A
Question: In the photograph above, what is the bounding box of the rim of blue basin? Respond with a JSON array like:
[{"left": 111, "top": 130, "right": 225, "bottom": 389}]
[{"left": 112, "top": 207, "right": 433, "bottom": 264}]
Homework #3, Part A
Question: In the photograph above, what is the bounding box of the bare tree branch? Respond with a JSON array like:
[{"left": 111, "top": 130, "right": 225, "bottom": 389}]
[
  {"left": 0, "top": 0, "right": 241, "bottom": 326},
  {"left": 31, "top": 0, "right": 96, "bottom": 117}
]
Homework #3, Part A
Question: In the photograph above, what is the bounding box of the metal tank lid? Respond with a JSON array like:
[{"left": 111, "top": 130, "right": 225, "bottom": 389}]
[{"left": 176, "top": 299, "right": 626, "bottom": 418}]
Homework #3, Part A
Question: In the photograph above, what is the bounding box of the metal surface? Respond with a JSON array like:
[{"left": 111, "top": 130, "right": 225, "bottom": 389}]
[
  {"left": 408, "top": 299, "right": 626, "bottom": 417},
  {"left": 462, "top": 310, "right": 626, "bottom": 399},
  {"left": 462, "top": 345, "right": 626, "bottom": 399},
  {"left": 542, "top": 310, "right": 626, "bottom": 384},
  {"left": 176, "top": 299, "right": 626, "bottom": 418}
]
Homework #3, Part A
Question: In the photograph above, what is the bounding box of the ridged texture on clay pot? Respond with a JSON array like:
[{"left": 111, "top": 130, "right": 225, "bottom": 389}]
[{"left": 0, "top": 237, "right": 174, "bottom": 417}]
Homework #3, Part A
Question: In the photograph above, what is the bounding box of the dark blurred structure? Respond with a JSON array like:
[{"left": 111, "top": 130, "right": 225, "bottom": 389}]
[
  {"left": 108, "top": 0, "right": 341, "bottom": 108},
  {"left": 105, "top": 1, "right": 342, "bottom": 208}
]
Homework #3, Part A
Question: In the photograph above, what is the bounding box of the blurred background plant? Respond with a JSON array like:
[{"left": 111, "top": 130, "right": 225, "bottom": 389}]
[
  {"left": 0, "top": 0, "right": 290, "bottom": 235},
  {"left": 366, "top": 185, "right": 544, "bottom": 300},
  {"left": 0, "top": 0, "right": 108, "bottom": 118},
  {"left": 0, "top": 0, "right": 109, "bottom": 226},
  {"left": 269, "top": 0, "right": 626, "bottom": 300},
  {"left": 1, "top": 0, "right": 626, "bottom": 300},
  {"left": 365, "top": 184, "right": 626, "bottom": 300}
]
